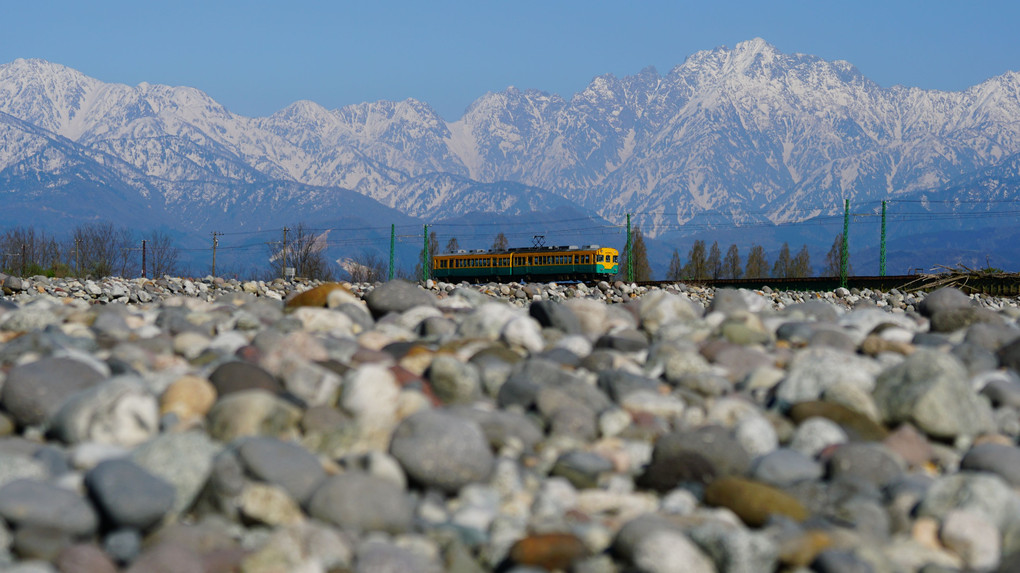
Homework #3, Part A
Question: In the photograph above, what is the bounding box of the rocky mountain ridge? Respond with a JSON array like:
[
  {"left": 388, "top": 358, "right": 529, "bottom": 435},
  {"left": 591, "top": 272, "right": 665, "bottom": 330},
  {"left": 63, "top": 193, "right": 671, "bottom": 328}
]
[{"left": 0, "top": 39, "right": 1019, "bottom": 271}]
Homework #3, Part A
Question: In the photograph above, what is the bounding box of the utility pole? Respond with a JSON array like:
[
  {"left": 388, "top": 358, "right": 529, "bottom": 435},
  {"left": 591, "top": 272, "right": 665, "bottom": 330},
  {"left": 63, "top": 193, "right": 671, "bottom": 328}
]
[
  {"left": 141, "top": 239, "right": 147, "bottom": 278},
  {"left": 625, "top": 213, "right": 634, "bottom": 283},
  {"left": 422, "top": 224, "right": 430, "bottom": 282},
  {"left": 20, "top": 244, "right": 25, "bottom": 277},
  {"left": 841, "top": 199, "right": 850, "bottom": 289},
  {"left": 211, "top": 232, "right": 221, "bottom": 278},
  {"left": 389, "top": 224, "right": 395, "bottom": 281},
  {"left": 74, "top": 239, "right": 80, "bottom": 278},
  {"left": 282, "top": 226, "right": 289, "bottom": 280},
  {"left": 880, "top": 201, "right": 887, "bottom": 277}
]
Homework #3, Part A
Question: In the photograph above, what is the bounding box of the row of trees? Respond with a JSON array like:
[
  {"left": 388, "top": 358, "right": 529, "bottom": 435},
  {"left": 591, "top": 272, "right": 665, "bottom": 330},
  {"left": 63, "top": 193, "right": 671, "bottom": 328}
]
[
  {"left": 662, "top": 234, "right": 851, "bottom": 281},
  {"left": 0, "top": 223, "right": 181, "bottom": 279}
]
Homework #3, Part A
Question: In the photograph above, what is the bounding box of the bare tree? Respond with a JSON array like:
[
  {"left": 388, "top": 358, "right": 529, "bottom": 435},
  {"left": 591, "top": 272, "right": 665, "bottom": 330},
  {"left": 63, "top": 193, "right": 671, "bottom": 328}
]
[
  {"left": 790, "top": 245, "right": 812, "bottom": 278},
  {"left": 707, "top": 241, "right": 722, "bottom": 279},
  {"left": 267, "top": 224, "right": 335, "bottom": 281},
  {"left": 666, "top": 249, "right": 683, "bottom": 281},
  {"left": 823, "top": 233, "right": 852, "bottom": 276},
  {"left": 745, "top": 245, "right": 769, "bottom": 279},
  {"left": 491, "top": 232, "right": 509, "bottom": 251},
  {"left": 619, "top": 226, "right": 652, "bottom": 281},
  {"left": 445, "top": 237, "right": 460, "bottom": 253},
  {"left": 69, "top": 222, "right": 136, "bottom": 278},
  {"left": 682, "top": 240, "right": 708, "bottom": 279},
  {"left": 772, "top": 242, "right": 793, "bottom": 278},
  {"left": 0, "top": 226, "right": 62, "bottom": 276},
  {"left": 722, "top": 244, "right": 742, "bottom": 279},
  {"left": 144, "top": 230, "right": 180, "bottom": 278},
  {"left": 343, "top": 251, "right": 387, "bottom": 283}
]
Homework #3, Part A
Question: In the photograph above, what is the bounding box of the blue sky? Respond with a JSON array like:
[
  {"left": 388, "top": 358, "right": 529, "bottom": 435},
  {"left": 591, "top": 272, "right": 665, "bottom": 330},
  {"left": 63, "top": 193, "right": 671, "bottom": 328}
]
[{"left": 3, "top": 1, "right": 1018, "bottom": 120}]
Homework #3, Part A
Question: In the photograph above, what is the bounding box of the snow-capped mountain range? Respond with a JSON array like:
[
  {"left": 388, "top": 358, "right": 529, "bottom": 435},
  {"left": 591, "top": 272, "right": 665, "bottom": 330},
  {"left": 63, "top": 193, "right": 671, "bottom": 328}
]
[{"left": 1, "top": 38, "right": 1019, "bottom": 272}]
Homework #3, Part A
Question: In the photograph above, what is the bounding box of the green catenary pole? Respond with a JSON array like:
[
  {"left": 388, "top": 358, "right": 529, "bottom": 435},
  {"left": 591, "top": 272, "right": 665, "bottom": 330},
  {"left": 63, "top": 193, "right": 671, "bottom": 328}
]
[
  {"left": 388, "top": 224, "right": 395, "bottom": 281},
  {"left": 422, "top": 224, "right": 430, "bottom": 282},
  {"left": 625, "top": 213, "right": 634, "bottom": 282},
  {"left": 840, "top": 199, "right": 849, "bottom": 289},
  {"left": 880, "top": 200, "right": 887, "bottom": 277}
]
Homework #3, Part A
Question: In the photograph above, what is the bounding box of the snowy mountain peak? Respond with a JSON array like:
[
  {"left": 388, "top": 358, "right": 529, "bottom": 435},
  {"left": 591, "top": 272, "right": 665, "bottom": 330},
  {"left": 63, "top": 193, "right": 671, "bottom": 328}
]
[{"left": 1, "top": 41, "right": 1020, "bottom": 259}]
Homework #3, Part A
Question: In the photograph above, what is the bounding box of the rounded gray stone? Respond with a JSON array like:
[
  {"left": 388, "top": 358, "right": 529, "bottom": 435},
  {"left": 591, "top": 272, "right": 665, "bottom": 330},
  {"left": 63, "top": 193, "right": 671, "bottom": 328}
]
[
  {"left": 85, "top": 459, "right": 176, "bottom": 531},
  {"left": 918, "top": 288, "right": 973, "bottom": 317},
  {"left": 827, "top": 443, "right": 905, "bottom": 489},
  {"left": 236, "top": 436, "right": 326, "bottom": 504},
  {"left": 427, "top": 355, "right": 482, "bottom": 405},
  {"left": 307, "top": 472, "right": 413, "bottom": 534},
  {"left": 389, "top": 409, "right": 494, "bottom": 494},
  {"left": 130, "top": 431, "right": 219, "bottom": 517},
  {"left": 961, "top": 443, "right": 1020, "bottom": 487},
  {"left": 873, "top": 349, "right": 995, "bottom": 439},
  {"left": 751, "top": 448, "right": 823, "bottom": 487},
  {"left": 365, "top": 280, "right": 437, "bottom": 319},
  {"left": 1, "top": 357, "right": 106, "bottom": 427},
  {"left": 0, "top": 479, "right": 98, "bottom": 536}
]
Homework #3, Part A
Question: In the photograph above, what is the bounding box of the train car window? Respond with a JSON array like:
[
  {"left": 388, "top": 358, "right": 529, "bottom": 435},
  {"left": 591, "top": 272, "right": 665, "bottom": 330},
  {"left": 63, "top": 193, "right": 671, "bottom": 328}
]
[
  {"left": 613, "top": 255, "right": 619, "bottom": 262},
  {"left": 597, "top": 255, "right": 603, "bottom": 262}
]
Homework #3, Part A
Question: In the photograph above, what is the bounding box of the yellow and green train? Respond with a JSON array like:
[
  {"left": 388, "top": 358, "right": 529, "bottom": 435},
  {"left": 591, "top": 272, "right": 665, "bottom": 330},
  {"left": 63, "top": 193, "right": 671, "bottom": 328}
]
[{"left": 432, "top": 244, "right": 619, "bottom": 283}]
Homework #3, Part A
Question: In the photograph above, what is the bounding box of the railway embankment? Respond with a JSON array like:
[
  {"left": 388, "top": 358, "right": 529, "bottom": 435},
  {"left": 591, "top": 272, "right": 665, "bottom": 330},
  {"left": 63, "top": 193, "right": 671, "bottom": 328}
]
[{"left": 0, "top": 275, "right": 1017, "bottom": 570}]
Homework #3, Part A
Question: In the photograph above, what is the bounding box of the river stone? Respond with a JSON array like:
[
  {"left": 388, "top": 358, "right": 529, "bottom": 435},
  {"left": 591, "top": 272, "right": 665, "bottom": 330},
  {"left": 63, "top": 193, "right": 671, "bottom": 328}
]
[
  {"left": 208, "top": 361, "right": 282, "bottom": 397},
  {"left": 826, "top": 443, "right": 905, "bottom": 489},
  {"left": 931, "top": 307, "right": 1003, "bottom": 333},
  {"left": 960, "top": 443, "right": 1020, "bottom": 487},
  {"left": 776, "top": 347, "right": 880, "bottom": 406},
  {"left": 447, "top": 406, "right": 543, "bottom": 452},
  {"left": 55, "top": 543, "right": 119, "bottom": 573},
  {"left": 529, "top": 300, "right": 583, "bottom": 335},
  {"left": 998, "top": 337, "right": 1020, "bottom": 374},
  {"left": 365, "top": 280, "right": 437, "bottom": 319},
  {"left": 130, "top": 431, "right": 219, "bottom": 517},
  {"left": 11, "top": 526, "right": 72, "bottom": 561},
  {"left": 638, "top": 290, "right": 701, "bottom": 336},
  {"left": 637, "top": 426, "right": 751, "bottom": 493},
  {"left": 507, "top": 532, "right": 588, "bottom": 571},
  {"left": 916, "top": 472, "right": 1020, "bottom": 529},
  {"left": 597, "top": 369, "right": 660, "bottom": 402},
  {"left": 284, "top": 283, "right": 354, "bottom": 309},
  {"left": 788, "top": 401, "right": 888, "bottom": 442},
  {"left": 307, "top": 472, "right": 413, "bottom": 534},
  {"left": 614, "top": 517, "right": 715, "bottom": 573},
  {"left": 550, "top": 451, "right": 614, "bottom": 489},
  {"left": 427, "top": 354, "right": 482, "bottom": 404},
  {"left": 389, "top": 409, "right": 494, "bottom": 493},
  {"left": 704, "top": 477, "right": 809, "bottom": 527},
  {"left": 207, "top": 390, "right": 302, "bottom": 442},
  {"left": 0, "top": 452, "right": 48, "bottom": 489},
  {"left": 236, "top": 436, "right": 326, "bottom": 504},
  {"left": 85, "top": 459, "right": 175, "bottom": 531},
  {"left": 751, "top": 449, "right": 824, "bottom": 487},
  {"left": 1, "top": 357, "right": 106, "bottom": 427},
  {"left": 0, "top": 479, "right": 98, "bottom": 536},
  {"left": 51, "top": 376, "right": 159, "bottom": 447},
  {"left": 873, "top": 349, "right": 995, "bottom": 439},
  {"left": 918, "top": 288, "right": 973, "bottom": 317},
  {"left": 940, "top": 508, "right": 1001, "bottom": 571},
  {"left": 686, "top": 518, "right": 780, "bottom": 573},
  {"left": 789, "top": 417, "right": 848, "bottom": 458}
]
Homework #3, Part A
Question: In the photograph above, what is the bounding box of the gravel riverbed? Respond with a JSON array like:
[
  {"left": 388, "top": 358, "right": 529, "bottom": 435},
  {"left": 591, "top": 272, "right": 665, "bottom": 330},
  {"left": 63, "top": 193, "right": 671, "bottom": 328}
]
[{"left": 0, "top": 274, "right": 1019, "bottom": 572}]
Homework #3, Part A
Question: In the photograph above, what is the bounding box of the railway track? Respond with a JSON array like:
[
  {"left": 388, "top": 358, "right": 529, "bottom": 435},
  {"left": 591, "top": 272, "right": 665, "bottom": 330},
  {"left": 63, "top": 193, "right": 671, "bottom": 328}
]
[{"left": 639, "top": 273, "right": 1020, "bottom": 295}]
